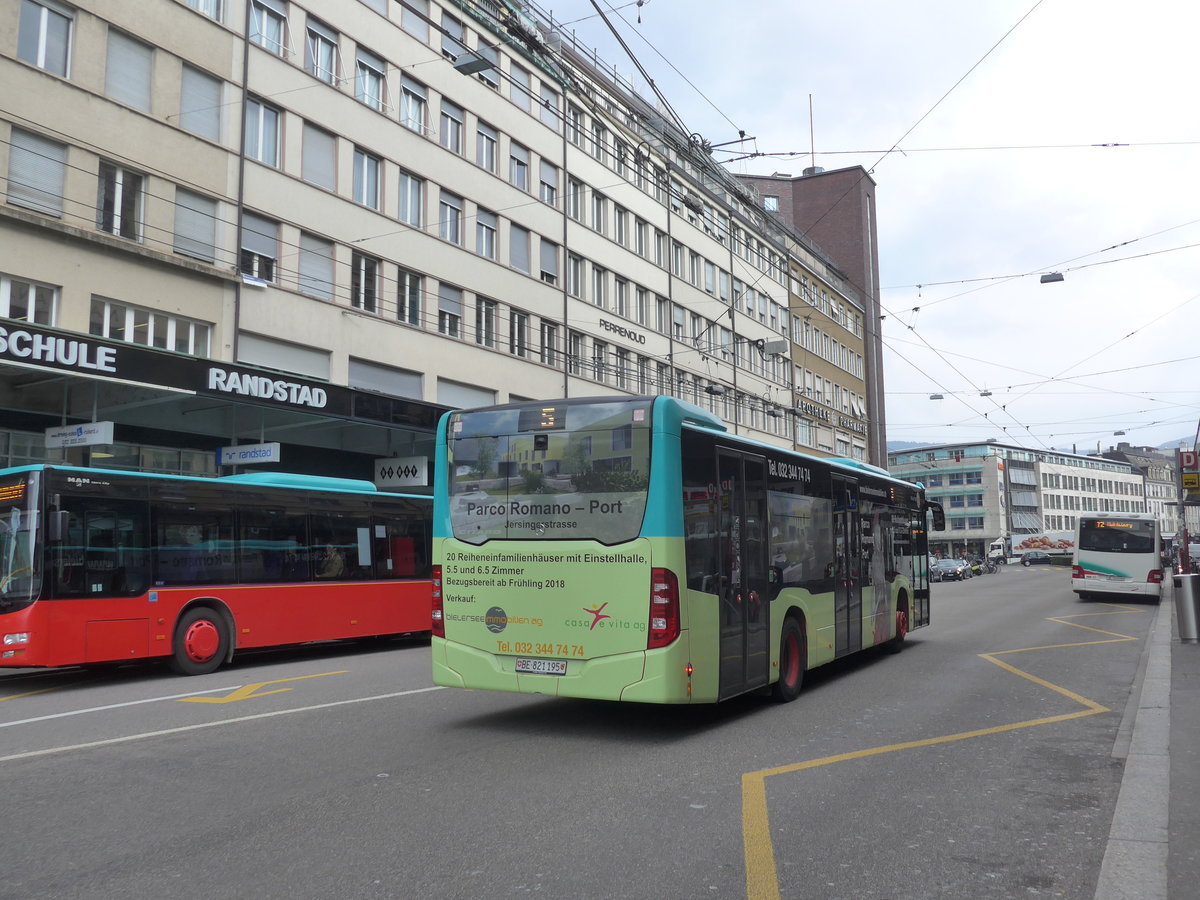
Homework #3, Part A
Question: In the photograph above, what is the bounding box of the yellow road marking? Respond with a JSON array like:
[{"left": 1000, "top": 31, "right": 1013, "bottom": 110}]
[
  {"left": 179, "top": 670, "right": 347, "bottom": 703},
  {"left": 0, "top": 686, "right": 62, "bottom": 702},
  {"left": 742, "top": 604, "right": 1146, "bottom": 900}
]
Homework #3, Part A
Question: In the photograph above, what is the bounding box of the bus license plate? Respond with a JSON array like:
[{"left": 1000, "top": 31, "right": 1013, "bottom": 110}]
[{"left": 515, "top": 657, "right": 567, "bottom": 676}]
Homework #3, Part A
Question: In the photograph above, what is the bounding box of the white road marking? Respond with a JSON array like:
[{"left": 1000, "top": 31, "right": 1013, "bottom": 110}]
[{"left": 0, "top": 686, "right": 445, "bottom": 763}]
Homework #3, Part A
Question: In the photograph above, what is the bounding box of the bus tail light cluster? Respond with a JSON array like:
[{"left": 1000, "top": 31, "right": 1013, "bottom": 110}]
[
  {"left": 1149, "top": 568, "right": 1164, "bottom": 584},
  {"left": 1071, "top": 565, "right": 1084, "bottom": 579},
  {"left": 431, "top": 565, "right": 445, "bottom": 638},
  {"left": 648, "top": 568, "right": 680, "bottom": 649}
]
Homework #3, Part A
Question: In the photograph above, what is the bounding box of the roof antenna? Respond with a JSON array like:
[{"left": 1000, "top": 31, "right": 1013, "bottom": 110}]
[
  {"left": 809, "top": 94, "right": 816, "bottom": 171},
  {"left": 804, "top": 95, "right": 823, "bottom": 176}
]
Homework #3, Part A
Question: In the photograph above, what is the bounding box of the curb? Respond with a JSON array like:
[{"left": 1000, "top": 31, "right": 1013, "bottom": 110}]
[{"left": 1093, "top": 589, "right": 1171, "bottom": 900}]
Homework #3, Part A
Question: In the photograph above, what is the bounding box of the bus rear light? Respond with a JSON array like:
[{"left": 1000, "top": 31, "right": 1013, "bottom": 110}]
[
  {"left": 431, "top": 565, "right": 445, "bottom": 638},
  {"left": 3, "top": 633, "right": 30, "bottom": 646},
  {"left": 1149, "top": 569, "right": 1164, "bottom": 584},
  {"left": 648, "top": 567, "right": 680, "bottom": 649},
  {"left": 1071, "top": 565, "right": 1083, "bottom": 579}
]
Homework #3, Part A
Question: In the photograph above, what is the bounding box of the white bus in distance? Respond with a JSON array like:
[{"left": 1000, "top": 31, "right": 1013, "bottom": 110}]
[{"left": 1071, "top": 513, "right": 1163, "bottom": 600}]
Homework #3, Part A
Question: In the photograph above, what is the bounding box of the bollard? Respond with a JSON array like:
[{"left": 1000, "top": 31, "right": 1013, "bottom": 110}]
[{"left": 1175, "top": 574, "right": 1200, "bottom": 642}]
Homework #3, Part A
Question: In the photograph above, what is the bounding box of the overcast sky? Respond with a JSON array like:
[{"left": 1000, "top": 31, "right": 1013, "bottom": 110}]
[{"left": 560, "top": 0, "right": 1200, "bottom": 453}]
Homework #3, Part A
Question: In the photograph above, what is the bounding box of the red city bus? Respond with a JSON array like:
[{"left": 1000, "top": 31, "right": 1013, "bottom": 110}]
[{"left": 0, "top": 465, "right": 431, "bottom": 674}]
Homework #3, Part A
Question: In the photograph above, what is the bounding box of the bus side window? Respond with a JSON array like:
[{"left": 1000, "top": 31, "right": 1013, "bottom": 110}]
[
  {"left": 237, "top": 507, "right": 309, "bottom": 583},
  {"left": 372, "top": 502, "right": 430, "bottom": 579},
  {"left": 53, "top": 502, "right": 149, "bottom": 596},
  {"left": 52, "top": 511, "right": 86, "bottom": 596},
  {"left": 153, "top": 508, "right": 234, "bottom": 586},
  {"left": 311, "top": 512, "right": 370, "bottom": 579}
]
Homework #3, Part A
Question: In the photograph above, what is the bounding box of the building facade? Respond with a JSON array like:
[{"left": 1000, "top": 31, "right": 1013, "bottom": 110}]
[
  {"left": 2, "top": 0, "right": 880, "bottom": 481},
  {"left": 736, "top": 167, "right": 885, "bottom": 463},
  {"left": 1100, "top": 442, "right": 1182, "bottom": 539},
  {"left": 889, "top": 441, "right": 1145, "bottom": 559}
]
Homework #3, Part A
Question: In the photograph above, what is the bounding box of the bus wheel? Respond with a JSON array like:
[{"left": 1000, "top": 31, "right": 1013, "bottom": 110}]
[
  {"left": 169, "top": 607, "right": 229, "bottom": 676},
  {"left": 888, "top": 606, "right": 909, "bottom": 654},
  {"left": 772, "top": 617, "right": 805, "bottom": 703}
]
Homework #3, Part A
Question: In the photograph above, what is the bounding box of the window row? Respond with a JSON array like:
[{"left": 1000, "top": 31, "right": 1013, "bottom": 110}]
[
  {"left": 0, "top": 272, "right": 211, "bottom": 360},
  {"left": 226, "top": 0, "right": 562, "bottom": 133},
  {"left": 793, "top": 368, "right": 864, "bottom": 419},
  {"left": 89, "top": 297, "right": 212, "bottom": 357},
  {"left": 4, "top": 126, "right": 230, "bottom": 265},
  {"left": 946, "top": 517, "right": 987, "bottom": 532},
  {"left": 1041, "top": 472, "right": 1140, "bottom": 495},
  {"left": 923, "top": 470, "right": 984, "bottom": 487},
  {"left": 21, "top": 0, "right": 801, "bottom": 295},
  {"left": 562, "top": 93, "right": 790, "bottom": 288}
]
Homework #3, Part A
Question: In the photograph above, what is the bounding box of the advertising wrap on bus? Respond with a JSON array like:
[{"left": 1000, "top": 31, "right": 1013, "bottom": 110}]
[
  {"left": 439, "top": 399, "right": 665, "bottom": 687},
  {"left": 440, "top": 540, "right": 655, "bottom": 660}
]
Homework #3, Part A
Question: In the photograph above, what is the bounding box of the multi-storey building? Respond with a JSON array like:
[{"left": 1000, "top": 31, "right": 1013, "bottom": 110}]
[
  {"left": 1, "top": 0, "right": 876, "bottom": 484},
  {"left": 737, "top": 166, "right": 885, "bottom": 463},
  {"left": 889, "top": 441, "right": 1144, "bottom": 559}
]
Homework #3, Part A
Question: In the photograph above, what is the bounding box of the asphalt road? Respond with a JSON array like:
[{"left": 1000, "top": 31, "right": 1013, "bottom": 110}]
[{"left": 0, "top": 564, "right": 1154, "bottom": 899}]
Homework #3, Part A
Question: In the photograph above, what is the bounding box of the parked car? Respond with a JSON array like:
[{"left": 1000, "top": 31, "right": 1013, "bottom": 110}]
[
  {"left": 1021, "top": 550, "right": 1054, "bottom": 567},
  {"left": 934, "top": 558, "right": 971, "bottom": 581}
]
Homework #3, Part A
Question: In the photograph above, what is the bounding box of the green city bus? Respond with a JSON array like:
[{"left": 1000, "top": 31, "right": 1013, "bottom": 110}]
[{"left": 431, "top": 396, "right": 942, "bottom": 703}]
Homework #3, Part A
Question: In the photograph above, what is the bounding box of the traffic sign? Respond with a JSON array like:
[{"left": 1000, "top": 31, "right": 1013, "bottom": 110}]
[{"left": 1181, "top": 450, "right": 1198, "bottom": 471}]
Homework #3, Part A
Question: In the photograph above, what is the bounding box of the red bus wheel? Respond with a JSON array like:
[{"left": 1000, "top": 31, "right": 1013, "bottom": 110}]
[
  {"left": 888, "top": 606, "right": 909, "bottom": 654},
  {"left": 169, "top": 608, "right": 230, "bottom": 676},
  {"left": 772, "top": 617, "right": 805, "bottom": 703}
]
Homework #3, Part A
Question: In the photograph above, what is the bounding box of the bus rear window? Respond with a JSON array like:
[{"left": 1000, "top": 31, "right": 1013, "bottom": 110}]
[
  {"left": 447, "top": 400, "right": 651, "bottom": 544},
  {"left": 1079, "top": 520, "right": 1155, "bottom": 554}
]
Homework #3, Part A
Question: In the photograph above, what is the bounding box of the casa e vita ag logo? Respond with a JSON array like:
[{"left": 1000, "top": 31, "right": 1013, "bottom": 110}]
[{"left": 564, "top": 603, "right": 647, "bottom": 633}]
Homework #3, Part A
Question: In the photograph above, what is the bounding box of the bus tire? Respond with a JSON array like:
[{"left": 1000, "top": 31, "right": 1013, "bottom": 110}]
[
  {"left": 772, "top": 617, "right": 805, "bottom": 703},
  {"left": 169, "top": 607, "right": 230, "bottom": 676}
]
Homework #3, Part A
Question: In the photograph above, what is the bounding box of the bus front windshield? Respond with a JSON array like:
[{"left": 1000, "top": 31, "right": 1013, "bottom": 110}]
[
  {"left": 1079, "top": 519, "right": 1156, "bottom": 554},
  {"left": 447, "top": 399, "right": 652, "bottom": 545},
  {"left": 0, "top": 472, "right": 41, "bottom": 609}
]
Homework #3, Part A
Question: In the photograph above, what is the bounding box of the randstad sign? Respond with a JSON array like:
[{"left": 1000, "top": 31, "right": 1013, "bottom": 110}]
[{"left": 216, "top": 442, "right": 282, "bottom": 466}]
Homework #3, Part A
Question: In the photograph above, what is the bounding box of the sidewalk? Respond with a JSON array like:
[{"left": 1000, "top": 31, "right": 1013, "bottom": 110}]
[
  {"left": 1169, "top": 575, "right": 1200, "bottom": 898},
  {"left": 1093, "top": 576, "right": 1199, "bottom": 899}
]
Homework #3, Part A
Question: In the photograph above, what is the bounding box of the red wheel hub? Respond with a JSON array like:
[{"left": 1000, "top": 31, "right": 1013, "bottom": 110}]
[
  {"left": 895, "top": 610, "right": 909, "bottom": 641},
  {"left": 183, "top": 619, "right": 220, "bottom": 663},
  {"left": 782, "top": 633, "right": 800, "bottom": 684}
]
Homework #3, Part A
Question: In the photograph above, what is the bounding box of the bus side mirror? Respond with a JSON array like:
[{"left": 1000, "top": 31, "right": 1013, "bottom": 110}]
[
  {"left": 927, "top": 502, "right": 945, "bottom": 532},
  {"left": 48, "top": 509, "right": 70, "bottom": 541}
]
